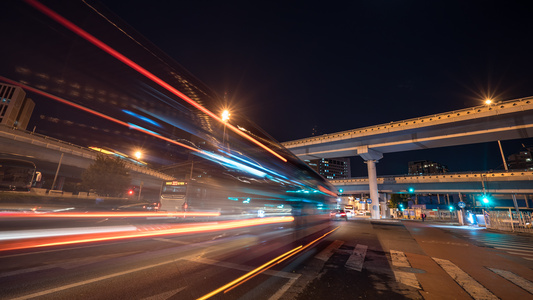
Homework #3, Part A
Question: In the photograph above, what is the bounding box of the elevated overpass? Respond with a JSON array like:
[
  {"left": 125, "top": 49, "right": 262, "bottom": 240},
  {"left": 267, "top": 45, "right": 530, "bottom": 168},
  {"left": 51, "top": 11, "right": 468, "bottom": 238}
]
[
  {"left": 282, "top": 97, "right": 533, "bottom": 159},
  {"left": 282, "top": 97, "right": 533, "bottom": 218},
  {"left": 0, "top": 125, "right": 172, "bottom": 191},
  {"left": 331, "top": 171, "right": 533, "bottom": 194}
]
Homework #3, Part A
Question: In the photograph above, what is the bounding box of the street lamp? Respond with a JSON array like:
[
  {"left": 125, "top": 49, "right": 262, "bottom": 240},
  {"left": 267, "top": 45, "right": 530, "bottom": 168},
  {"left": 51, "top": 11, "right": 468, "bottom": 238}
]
[
  {"left": 222, "top": 110, "right": 230, "bottom": 122},
  {"left": 484, "top": 99, "right": 492, "bottom": 105},
  {"left": 222, "top": 109, "right": 230, "bottom": 147},
  {"left": 134, "top": 150, "right": 142, "bottom": 160},
  {"left": 133, "top": 150, "right": 144, "bottom": 200}
]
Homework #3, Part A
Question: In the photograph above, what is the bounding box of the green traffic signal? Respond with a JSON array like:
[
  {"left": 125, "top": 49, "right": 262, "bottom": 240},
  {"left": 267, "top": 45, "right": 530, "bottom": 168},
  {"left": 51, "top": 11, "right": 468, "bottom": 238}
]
[{"left": 408, "top": 187, "right": 415, "bottom": 193}]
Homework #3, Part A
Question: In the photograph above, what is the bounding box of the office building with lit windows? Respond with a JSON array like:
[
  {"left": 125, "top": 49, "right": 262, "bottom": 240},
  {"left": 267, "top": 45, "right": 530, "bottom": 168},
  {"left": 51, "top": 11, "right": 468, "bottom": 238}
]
[
  {"left": 508, "top": 147, "right": 533, "bottom": 171},
  {"left": 408, "top": 160, "right": 448, "bottom": 175},
  {"left": 306, "top": 158, "right": 351, "bottom": 180},
  {"left": 0, "top": 83, "right": 34, "bottom": 130}
]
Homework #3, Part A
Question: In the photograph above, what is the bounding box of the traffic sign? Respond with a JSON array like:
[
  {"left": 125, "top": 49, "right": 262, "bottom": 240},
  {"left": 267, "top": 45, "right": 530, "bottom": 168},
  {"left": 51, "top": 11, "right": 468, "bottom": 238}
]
[
  {"left": 366, "top": 199, "right": 372, "bottom": 204},
  {"left": 458, "top": 201, "right": 466, "bottom": 208}
]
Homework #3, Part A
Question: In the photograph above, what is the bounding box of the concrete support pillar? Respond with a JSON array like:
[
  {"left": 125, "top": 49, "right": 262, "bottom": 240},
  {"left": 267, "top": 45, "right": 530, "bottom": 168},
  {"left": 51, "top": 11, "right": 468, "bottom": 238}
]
[
  {"left": 359, "top": 146, "right": 383, "bottom": 220},
  {"left": 380, "top": 193, "right": 390, "bottom": 218},
  {"left": 512, "top": 194, "right": 520, "bottom": 213},
  {"left": 365, "top": 159, "right": 380, "bottom": 219}
]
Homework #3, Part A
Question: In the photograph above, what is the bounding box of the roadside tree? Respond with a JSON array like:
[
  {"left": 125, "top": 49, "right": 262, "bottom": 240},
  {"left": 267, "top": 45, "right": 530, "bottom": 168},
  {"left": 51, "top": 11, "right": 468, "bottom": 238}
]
[
  {"left": 82, "top": 154, "right": 131, "bottom": 197},
  {"left": 389, "top": 193, "right": 409, "bottom": 209}
]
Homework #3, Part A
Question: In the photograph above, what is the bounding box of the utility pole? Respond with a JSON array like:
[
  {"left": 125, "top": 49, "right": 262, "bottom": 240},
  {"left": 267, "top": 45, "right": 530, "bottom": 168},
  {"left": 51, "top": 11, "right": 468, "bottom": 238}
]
[{"left": 51, "top": 153, "right": 63, "bottom": 190}]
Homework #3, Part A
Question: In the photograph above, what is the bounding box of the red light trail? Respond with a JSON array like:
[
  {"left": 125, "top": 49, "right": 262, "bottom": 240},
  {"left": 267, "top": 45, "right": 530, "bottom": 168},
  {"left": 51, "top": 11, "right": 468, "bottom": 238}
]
[
  {"left": 0, "top": 211, "right": 221, "bottom": 218},
  {"left": 0, "top": 217, "right": 294, "bottom": 252},
  {"left": 23, "top": 0, "right": 287, "bottom": 162}
]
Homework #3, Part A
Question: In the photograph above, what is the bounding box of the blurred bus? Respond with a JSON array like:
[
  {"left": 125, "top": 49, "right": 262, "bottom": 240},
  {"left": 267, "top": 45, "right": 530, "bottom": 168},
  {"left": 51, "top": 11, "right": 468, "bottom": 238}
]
[
  {"left": 159, "top": 180, "right": 188, "bottom": 211},
  {"left": 0, "top": 159, "right": 39, "bottom": 191},
  {"left": 159, "top": 179, "right": 294, "bottom": 218},
  {"left": 344, "top": 205, "right": 354, "bottom": 217}
]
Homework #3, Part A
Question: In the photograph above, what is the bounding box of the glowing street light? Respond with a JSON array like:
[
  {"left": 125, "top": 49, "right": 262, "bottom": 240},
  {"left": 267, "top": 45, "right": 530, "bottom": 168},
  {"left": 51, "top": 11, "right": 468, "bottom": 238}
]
[
  {"left": 484, "top": 99, "right": 492, "bottom": 105},
  {"left": 134, "top": 150, "right": 142, "bottom": 160},
  {"left": 222, "top": 109, "right": 231, "bottom": 147},
  {"left": 222, "top": 110, "right": 230, "bottom": 122}
]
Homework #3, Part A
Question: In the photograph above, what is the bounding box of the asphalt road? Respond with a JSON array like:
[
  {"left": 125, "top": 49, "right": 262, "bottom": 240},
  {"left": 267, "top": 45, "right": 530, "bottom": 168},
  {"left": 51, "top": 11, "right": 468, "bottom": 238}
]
[{"left": 1, "top": 217, "right": 533, "bottom": 299}]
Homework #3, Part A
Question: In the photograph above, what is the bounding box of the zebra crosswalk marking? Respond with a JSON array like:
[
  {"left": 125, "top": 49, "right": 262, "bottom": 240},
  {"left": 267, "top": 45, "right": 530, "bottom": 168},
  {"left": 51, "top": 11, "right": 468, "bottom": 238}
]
[
  {"left": 459, "top": 232, "right": 533, "bottom": 261},
  {"left": 315, "top": 240, "right": 343, "bottom": 261},
  {"left": 345, "top": 244, "right": 367, "bottom": 272},
  {"left": 433, "top": 257, "right": 497, "bottom": 300},
  {"left": 491, "top": 244, "right": 533, "bottom": 251},
  {"left": 390, "top": 250, "right": 421, "bottom": 289},
  {"left": 488, "top": 268, "right": 533, "bottom": 294}
]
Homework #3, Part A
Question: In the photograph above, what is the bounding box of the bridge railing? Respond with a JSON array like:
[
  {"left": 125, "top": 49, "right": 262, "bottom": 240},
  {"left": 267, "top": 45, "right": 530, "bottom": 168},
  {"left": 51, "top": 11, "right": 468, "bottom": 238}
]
[
  {"left": 331, "top": 170, "right": 533, "bottom": 184},
  {"left": 0, "top": 124, "right": 172, "bottom": 180},
  {"left": 282, "top": 96, "right": 533, "bottom": 147}
]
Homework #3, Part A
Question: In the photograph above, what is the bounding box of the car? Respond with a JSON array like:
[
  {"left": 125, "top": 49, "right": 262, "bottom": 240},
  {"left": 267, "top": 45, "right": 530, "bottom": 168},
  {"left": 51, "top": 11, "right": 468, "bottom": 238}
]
[{"left": 330, "top": 209, "right": 348, "bottom": 221}]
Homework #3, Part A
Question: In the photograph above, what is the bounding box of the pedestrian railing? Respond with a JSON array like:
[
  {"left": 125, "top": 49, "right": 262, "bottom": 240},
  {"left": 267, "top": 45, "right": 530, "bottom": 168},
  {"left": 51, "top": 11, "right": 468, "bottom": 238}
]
[{"left": 485, "top": 209, "right": 533, "bottom": 233}]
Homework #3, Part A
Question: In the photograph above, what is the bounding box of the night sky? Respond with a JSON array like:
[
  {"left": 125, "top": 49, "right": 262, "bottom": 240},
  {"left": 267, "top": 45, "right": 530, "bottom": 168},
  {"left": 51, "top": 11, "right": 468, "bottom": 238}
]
[{"left": 25, "top": 1, "right": 533, "bottom": 176}]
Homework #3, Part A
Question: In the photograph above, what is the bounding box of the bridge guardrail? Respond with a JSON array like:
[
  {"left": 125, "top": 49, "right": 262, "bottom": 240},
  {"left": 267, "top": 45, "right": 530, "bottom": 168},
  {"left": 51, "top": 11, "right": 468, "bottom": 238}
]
[
  {"left": 282, "top": 96, "right": 533, "bottom": 147},
  {"left": 0, "top": 124, "right": 173, "bottom": 180},
  {"left": 331, "top": 171, "right": 533, "bottom": 184}
]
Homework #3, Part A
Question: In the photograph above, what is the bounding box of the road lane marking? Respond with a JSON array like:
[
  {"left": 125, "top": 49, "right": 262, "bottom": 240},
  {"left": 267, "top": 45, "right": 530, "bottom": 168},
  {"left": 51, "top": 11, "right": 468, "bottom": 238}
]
[
  {"left": 141, "top": 287, "right": 187, "bottom": 300},
  {"left": 390, "top": 250, "right": 421, "bottom": 289},
  {"left": 7, "top": 237, "right": 248, "bottom": 299},
  {"left": 492, "top": 245, "right": 533, "bottom": 252},
  {"left": 345, "top": 244, "right": 368, "bottom": 272},
  {"left": 10, "top": 258, "right": 182, "bottom": 300},
  {"left": 315, "top": 240, "right": 343, "bottom": 261},
  {"left": 198, "top": 226, "right": 339, "bottom": 299},
  {"left": 0, "top": 265, "right": 58, "bottom": 278},
  {"left": 506, "top": 251, "right": 533, "bottom": 256},
  {"left": 487, "top": 268, "right": 533, "bottom": 294},
  {"left": 268, "top": 275, "right": 301, "bottom": 300},
  {"left": 183, "top": 257, "right": 299, "bottom": 279},
  {"left": 432, "top": 257, "right": 497, "bottom": 300},
  {"left": 153, "top": 237, "right": 191, "bottom": 245}
]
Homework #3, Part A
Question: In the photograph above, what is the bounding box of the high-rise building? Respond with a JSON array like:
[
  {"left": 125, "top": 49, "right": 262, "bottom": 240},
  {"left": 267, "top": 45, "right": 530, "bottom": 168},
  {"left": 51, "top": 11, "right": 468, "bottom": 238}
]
[
  {"left": 408, "top": 160, "right": 448, "bottom": 175},
  {"left": 306, "top": 158, "right": 351, "bottom": 180},
  {"left": 507, "top": 146, "right": 533, "bottom": 171},
  {"left": 0, "top": 83, "right": 34, "bottom": 130}
]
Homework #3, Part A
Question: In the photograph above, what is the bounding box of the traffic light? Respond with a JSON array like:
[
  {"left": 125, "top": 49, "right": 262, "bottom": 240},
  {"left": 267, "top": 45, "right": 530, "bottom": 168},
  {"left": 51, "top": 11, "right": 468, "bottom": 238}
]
[
  {"left": 408, "top": 187, "right": 415, "bottom": 193},
  {"left": 128, "top": 189, "right": 134, "bottom": 196},
  {"left": 449, "top": 205, "right": 454, "bottom": 211},
  {"left": 338, "top": 189, "right": 344, "bottom": 194},
  {"left": 482, "top": 195, "right": 490, "bottom": 204},
  {"left": 399, "top": 203, "right": 404, "bottom": 211}
]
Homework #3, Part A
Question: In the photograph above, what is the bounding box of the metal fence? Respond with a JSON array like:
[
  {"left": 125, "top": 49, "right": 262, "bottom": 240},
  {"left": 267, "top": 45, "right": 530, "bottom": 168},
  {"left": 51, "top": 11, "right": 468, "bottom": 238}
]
[{"left": 485, "top": 209, "right": 533, "bottom": 233}]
